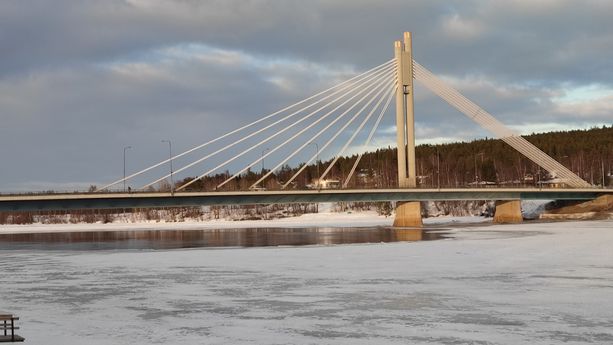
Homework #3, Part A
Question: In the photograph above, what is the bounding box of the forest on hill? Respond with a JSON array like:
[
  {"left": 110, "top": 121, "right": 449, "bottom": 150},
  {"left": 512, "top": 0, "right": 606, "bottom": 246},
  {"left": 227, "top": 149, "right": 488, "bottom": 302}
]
[{"left": 177, "top": 125, "right": 613, "bottom": 191}]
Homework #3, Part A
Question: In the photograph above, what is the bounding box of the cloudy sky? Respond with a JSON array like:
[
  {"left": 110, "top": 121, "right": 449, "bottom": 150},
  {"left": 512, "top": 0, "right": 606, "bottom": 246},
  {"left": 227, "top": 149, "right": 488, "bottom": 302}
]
[{"left": 1, "top": 0, "right": 612, "bottom": 192}]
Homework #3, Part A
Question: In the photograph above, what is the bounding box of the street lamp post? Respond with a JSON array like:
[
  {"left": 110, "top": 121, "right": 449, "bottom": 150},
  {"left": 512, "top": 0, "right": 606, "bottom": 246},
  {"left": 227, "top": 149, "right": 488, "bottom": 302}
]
[
  {"left": 123, "top": 146, "right": 132, "bottom": 192},
  {"left": 261, "top": 148, "right": 270, "bottom": 173},
  {"left": 436, "top": 147, "right": 440, "bottom": 189},
  {"left": 161, "top": 140, "right": 174, "bottom": 195},
  {"left": 474, "top": 154, "right": 478, "bottom": 186},
  {"left": 602, "top": 159, "right": 606, "bottom": 188},
  {"left": 474, "top": 152, "right": 484, "bottom": 186},
  {"left": 310, "top": 142, "right": 320, "bottom": 188}
]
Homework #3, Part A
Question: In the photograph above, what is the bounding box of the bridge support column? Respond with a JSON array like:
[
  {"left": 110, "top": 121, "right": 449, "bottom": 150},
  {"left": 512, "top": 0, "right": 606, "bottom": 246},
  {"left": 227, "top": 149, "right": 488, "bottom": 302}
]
[
  {"left": 493, "top": 200, "right": 523, "bottom": 224},
  {"left": 395, "top": 32, "right": 417, "bottom": 188},
  {"left": 393, "top": 201, "right": 422, "bottom": 227}
]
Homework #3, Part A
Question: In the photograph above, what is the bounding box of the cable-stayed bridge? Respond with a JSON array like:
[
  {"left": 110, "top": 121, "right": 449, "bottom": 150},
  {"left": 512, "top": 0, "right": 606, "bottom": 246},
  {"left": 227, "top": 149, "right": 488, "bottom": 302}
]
[
  {"left": 2, "top": 33, "right": 609, "bottom": 225},
  {"left": 96, "top": 32, "right": 588, "bottom": 193}
]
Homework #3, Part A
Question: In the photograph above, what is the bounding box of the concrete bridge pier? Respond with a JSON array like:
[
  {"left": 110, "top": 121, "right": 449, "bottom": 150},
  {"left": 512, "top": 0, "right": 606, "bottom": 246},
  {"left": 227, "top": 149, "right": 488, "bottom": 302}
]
[
  {"left": 493, "top": 200, "right": 523, "bottom": 224},
  {"left": 393, "top": 201, "right": 423, "bottom": 227}
]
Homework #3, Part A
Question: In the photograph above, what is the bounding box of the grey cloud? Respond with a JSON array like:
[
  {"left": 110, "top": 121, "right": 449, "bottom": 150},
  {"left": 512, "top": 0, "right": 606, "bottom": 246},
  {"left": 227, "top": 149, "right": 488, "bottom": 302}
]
[
  {"left": 1, "top": 0, "right": 612, "bottom": 191},
  {"left": 0, "top": 44, "right": 360, "bottom": 191},
  {"left": 4, "top": 0, "right": 613, "bottom": 84}
]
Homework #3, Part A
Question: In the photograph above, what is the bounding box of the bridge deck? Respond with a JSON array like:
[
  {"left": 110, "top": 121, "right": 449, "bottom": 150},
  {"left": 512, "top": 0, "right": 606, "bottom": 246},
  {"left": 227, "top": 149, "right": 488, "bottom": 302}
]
[{"left": 1, "top": 188, "right": 611, "bottom": 212}]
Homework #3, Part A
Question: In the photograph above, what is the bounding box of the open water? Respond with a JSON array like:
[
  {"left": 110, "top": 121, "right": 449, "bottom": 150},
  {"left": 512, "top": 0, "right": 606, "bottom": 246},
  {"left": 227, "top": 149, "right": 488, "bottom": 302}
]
[{"left": 0, "top": 227, "right": 447, "bottom": 250}]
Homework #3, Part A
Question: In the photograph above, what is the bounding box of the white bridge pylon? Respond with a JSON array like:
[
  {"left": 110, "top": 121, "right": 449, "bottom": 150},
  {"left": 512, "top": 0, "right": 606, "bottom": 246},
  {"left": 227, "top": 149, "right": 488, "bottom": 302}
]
[{"left": 97, "top": 33, "right": 589, "bottom": 192}]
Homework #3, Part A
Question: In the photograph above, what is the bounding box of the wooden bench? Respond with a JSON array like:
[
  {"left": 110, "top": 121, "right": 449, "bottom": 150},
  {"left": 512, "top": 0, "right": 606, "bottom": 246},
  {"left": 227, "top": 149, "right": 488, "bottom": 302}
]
[{"left": 0, "top": 313, "right": 24, "bottom": 343}]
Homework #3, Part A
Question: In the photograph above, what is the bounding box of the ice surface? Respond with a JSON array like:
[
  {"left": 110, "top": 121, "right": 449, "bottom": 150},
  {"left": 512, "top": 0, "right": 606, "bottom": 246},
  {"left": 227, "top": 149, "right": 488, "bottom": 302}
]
[{"left": 2, "top": 220, "right": 613, "bottom": 344}]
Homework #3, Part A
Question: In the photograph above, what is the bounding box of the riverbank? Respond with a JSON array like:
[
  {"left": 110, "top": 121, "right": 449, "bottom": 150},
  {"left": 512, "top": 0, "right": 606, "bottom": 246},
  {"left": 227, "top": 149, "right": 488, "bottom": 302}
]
[
  {"left": 0, "top": 210, "right": 489, "bottom": 234},
  {"left": 2, "top": 199, "right": 602, "bottom": 235}
]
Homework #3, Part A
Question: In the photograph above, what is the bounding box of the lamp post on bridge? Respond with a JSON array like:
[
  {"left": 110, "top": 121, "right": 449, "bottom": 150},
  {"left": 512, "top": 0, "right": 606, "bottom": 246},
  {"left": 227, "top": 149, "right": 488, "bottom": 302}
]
[
  {"left": 309, "top": 142, "right": 320, "bottom": 189},
  {"left": 602, "top": 159, "right": 606, "bottom": 189},
  {"left": 474, "top": 152, "right": 484, "bottom": 187},
  {"left": 161, "top": 140, "right": 174, "bottom": 195},
  {"left": 436, "top": 147, "right": 440, "bottom": 189},
  {"left": 474, "top": 154, "right": 478, "bottom": 186},
  {"left": 256, "top": 148, "right": 270, "bottom": 190},
  {"left": 261, "top": 148, "right": 270, "bottom": 174},
  {"left": 123, "top": 146, "right": 132, "bottom": 192}
]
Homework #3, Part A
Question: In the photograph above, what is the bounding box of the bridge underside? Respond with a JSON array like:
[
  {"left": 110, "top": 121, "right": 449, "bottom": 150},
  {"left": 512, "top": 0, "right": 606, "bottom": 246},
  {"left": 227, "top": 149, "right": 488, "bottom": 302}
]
[{"left": 0, "top": 189, "right": 607, "bottom": 212}]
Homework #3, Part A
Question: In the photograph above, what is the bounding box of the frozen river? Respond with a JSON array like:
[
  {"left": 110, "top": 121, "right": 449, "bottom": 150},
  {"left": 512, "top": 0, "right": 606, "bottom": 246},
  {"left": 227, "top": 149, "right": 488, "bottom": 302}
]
[{"left": 1, "top": 219, "right": 613, "bottom": 344}]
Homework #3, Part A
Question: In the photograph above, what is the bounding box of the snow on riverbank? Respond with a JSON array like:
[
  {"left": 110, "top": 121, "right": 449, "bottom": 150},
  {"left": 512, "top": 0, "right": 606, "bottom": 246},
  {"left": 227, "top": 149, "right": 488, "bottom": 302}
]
[
  {"left": 0, "top": 211, "right": 490, "bottom": 234},
  {"left": 6, "top": 198, "right": 570, "bottom": 234},
  {"left": 1, "top": 219, "right": 612, "bottom": 344}
]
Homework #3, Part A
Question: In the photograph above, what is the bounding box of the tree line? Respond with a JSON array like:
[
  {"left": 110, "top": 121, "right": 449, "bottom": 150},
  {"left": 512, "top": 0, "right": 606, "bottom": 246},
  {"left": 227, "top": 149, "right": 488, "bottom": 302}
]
[{"left": 176, "top": 125, "right": 613, "bottom": 190}]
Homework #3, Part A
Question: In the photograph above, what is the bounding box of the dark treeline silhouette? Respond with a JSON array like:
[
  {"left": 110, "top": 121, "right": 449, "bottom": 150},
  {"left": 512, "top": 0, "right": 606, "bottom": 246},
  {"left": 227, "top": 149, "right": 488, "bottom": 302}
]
[{"left": 177, "top": 125, "right": 613, "bottom": 190}]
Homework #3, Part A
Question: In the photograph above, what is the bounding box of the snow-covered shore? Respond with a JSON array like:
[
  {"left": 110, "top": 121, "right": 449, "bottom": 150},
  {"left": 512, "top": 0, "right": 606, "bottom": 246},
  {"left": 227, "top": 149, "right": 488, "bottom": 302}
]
[
  {"left": 0, "top": 211, "right": 491, "bottom": 234},
  {"left": 1, "top": 219, "right": 613, "bottom": 344},
  {"left": 0, "top": 200, "right": 502, "bottom": 234}
]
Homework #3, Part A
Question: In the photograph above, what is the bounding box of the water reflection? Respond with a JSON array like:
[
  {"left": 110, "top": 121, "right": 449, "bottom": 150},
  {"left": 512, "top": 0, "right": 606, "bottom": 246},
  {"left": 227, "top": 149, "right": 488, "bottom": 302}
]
[{"left": 0, "top": 227, "right": 447, "bottom": 251}]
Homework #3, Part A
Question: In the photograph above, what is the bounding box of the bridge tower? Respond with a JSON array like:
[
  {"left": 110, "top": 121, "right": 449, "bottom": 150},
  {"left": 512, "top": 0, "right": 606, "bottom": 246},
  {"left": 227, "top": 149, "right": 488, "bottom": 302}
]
[
  {"left": 393, "top": 32, "right": 422, "bottom": 227},
  {"left": 395, "top": 32, "right": 417, "bottom": 188}
]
